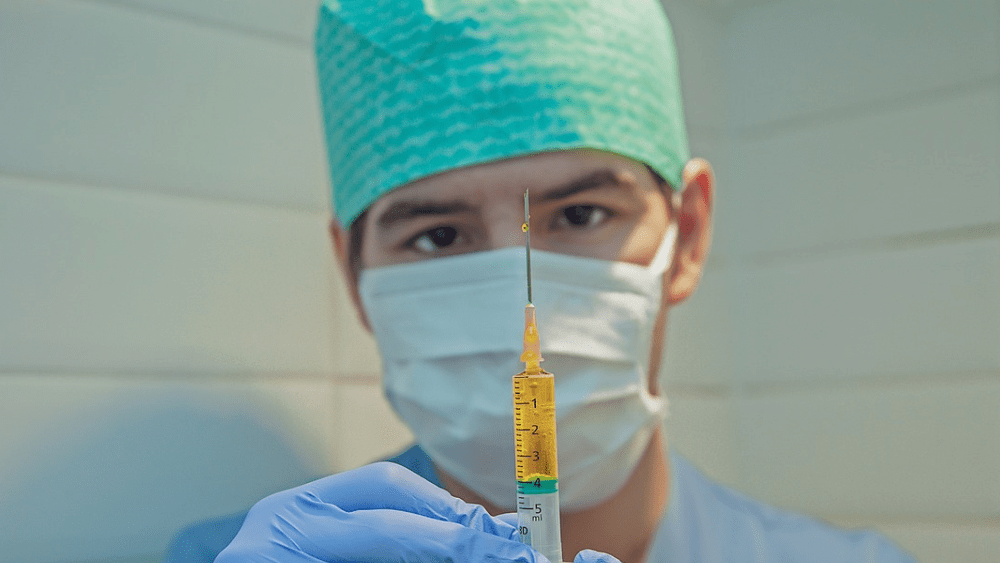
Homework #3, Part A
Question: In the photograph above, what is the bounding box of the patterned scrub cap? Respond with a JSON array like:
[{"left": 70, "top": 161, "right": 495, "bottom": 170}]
[{"left": 315, "top": 0, "right": 690, "bottom": 226}]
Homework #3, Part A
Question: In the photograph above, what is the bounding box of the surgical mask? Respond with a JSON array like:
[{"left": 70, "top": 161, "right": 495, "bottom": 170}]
[{"left": 359, "top": 226, "right": 676, "bottom": 511}]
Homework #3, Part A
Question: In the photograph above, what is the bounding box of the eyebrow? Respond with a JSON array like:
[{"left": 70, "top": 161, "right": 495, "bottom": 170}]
[
  {"left": 375, "top": 169, "right": 624, "bottom": 230},
  {"left": 538, "top": 169, "right": 624, "bottom": 202},
  {"left": 376, "top": 199, "right": 477, "bottom": 229}
]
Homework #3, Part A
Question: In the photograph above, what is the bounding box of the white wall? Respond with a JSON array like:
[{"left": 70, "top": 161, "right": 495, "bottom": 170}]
[
  {"left": 664, "top": 0, "right": 1000, "bottom": 561},
  {"left": 0, "top": 0, "right": 996, "bottom": 562},
  {"left": 0, "top": 1, "right": 409, "bottom": 562}
]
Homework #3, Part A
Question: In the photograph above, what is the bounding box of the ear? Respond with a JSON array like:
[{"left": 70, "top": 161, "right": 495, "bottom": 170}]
[
  {"left": 666, "top": 158, "right": 714, "bottom": 306},
  {"left": 329, "top": 220, "right": 373, "bottom": 332}
]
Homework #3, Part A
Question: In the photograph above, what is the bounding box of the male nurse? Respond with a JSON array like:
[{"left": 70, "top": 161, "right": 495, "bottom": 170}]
[{"left": 167, "top": 1, "right": 917, "bottom": 562}]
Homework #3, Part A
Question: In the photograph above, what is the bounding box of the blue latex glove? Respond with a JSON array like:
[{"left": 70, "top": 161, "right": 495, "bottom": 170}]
[{"left": 215, "top": 462, "right": 621, "bottom": 563}]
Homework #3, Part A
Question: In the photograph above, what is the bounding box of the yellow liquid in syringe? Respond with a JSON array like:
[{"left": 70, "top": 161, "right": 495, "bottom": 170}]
[{"left": 513, "top": 372, "right": 558, "bottom": 484}]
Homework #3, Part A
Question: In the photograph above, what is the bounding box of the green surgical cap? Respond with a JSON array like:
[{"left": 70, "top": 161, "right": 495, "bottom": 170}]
[{"left": 315, "top": 0, "right": 690, "bottom": 226}]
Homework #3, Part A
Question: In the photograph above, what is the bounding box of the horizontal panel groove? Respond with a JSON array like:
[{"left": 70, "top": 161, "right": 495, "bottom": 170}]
[
  {"left": 74, "top": 551, "right": 162, "bottom": 563},
  {"left": 0, "top": 369, "right": 378, "bottom": 383},
  {"left": 664, "top": 383, "right": 733, "bottom": 398},
  {"left": 735, "top": 369, "right": 999, "bottom": 397},
  {"left": 0, "top": 171, "right": 328, "bottom": 216},
  {"left": 744, "top": 221, "right": 1000, "bottom": 268},
  {"left": 330, "top": 373, "right": 382, "bottom": 385},
  {"left": 824, "top": 515, "right": 1000, "bottom": 528},
  {"left": 0, "top": 370, "right": 720, "bottom": 389},
  {"left": 686, "top": 123, "right": 727, "bottom": 138},
  {"left": 737, "top": 73, "right": 1000, "bottom": 140},
  {"left": 77, "top": 0, "right": 310, "bottom": 47}
]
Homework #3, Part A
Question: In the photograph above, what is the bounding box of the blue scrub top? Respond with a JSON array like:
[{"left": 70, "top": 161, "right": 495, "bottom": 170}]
[{"left": 165, "top": 446, "right": 915, "bottom": 563}]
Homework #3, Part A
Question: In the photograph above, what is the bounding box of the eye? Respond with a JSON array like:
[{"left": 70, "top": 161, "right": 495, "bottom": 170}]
[
  {"left": 410, "top": 226, "right": 461, "bottom": 254},
  {"left": 554, "top": 205, "right": 610, "bottom": 229}
]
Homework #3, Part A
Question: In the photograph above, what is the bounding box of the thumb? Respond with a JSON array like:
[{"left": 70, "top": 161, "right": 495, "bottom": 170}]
[
  {"left": 574, "top": 549, "right": 622, "bottom": 563},
  {"left": 496, "top": 512, "right": 520, "bottom": 529}
]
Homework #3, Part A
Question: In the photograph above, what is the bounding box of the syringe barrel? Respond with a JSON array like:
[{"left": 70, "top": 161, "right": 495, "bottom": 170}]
[{"left": 513, "top": 371, "right": 562, "bottom": 562}]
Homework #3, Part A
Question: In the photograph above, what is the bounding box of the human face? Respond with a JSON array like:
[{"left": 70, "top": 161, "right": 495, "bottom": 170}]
[
  {"left": 358, "top": 149, "right": 672, "bottom": 271},
  {"left": 331, "top": 149, "right": 714, "bottom": 390}
]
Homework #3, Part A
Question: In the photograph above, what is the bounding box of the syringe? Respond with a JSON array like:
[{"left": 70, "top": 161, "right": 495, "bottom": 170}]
[{"left": 513, "top": 189, "right": 563, "bottom": 563}]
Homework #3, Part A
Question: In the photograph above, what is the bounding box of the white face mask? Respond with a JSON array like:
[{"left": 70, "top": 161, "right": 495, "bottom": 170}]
[{"left": 359, "top": 226, "right": 676, "bottom": 511}]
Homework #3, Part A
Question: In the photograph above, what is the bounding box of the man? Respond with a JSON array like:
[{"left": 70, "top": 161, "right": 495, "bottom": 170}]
[{"left": 168, "top": 1, "right": 915, "bottom": 561}]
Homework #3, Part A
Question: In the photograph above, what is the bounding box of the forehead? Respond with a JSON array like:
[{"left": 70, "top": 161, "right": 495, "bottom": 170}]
[{"left": 365, "top": 149, "right": 652, "bottom": 215}]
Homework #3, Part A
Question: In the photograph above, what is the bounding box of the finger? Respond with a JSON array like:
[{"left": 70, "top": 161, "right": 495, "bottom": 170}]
[
  {"left": 307, "top": 508, "right": 546, "bottom": 563},
  {"left": 292, "top": 462, "right": 518, "bottom": 537},
  {"left": 574, "top": 549, "right": 622, "bottom": 563},
  {"left": 222, "top": 501, "right": 547, "bottom": 563},
  {"left": 497, "top": 512, "right": 520, "bottom": 528}
]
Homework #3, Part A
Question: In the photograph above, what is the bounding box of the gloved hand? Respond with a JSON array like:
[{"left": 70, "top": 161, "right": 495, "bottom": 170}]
[{"left": 216, "top": 462, "right": 623, "bottom": 563}]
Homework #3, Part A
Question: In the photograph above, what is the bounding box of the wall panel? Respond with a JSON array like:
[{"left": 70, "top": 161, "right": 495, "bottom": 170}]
[
  {"left": 332, "top": 380, "right": 415, "bottom": 473},
  {"left": 0, "top": 0, "right": 328, "bottom": 210},
  {"left": 831, "top": 520, "right": 1000, "bottom": 563},
  {"left": 0, "top": 374, "right": 337, "bottom": 563},
  {"left": 729, "top": 0, "right": 1000, "bottom": 131},
  {"left": 666, "top": 393, "right": 738, "bottom": 486},
  {"left": 100, "top": 0, "right": 317, "bottom": 42},
  {"left": 662, "top": 1, "right": 728, "bottom": 132},
  {"left": 733, "top": 238, "right": 1000, "bottom": 384},
  {"left": 660, "top": 262, "right": 735, "bottom": 388},
  {"left": 0, "top": 176, "right": 336, "bottom": 376},
  {"left": 733, "top": 87, "right": 1000, "bottom": 256},
  {"left": 326, "top": 262, "right": 383, "bottom": 377},
  {"left": 733, "top": 379, "right": 1000, "bottom": 517}
]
